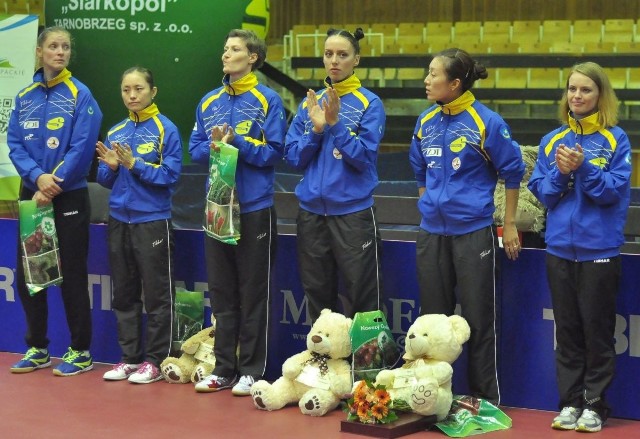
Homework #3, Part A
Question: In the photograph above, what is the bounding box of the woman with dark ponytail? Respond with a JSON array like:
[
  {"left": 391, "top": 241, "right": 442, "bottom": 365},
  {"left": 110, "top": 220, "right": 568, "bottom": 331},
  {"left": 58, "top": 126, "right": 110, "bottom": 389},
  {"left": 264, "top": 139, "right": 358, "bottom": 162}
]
[
  {"left": 285, "top": 28, "right": 386, "bottom": 322},
  {"left": 409, "top": 48, "right": 525, "bottom": 405}
]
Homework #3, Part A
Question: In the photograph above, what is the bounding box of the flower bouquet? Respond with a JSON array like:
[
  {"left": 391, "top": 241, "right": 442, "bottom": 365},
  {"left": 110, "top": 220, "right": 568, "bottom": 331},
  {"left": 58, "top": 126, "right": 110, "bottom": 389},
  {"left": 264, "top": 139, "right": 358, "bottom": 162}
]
[{"left": 341, "top": 380, "right": 434, "bottom": 438}]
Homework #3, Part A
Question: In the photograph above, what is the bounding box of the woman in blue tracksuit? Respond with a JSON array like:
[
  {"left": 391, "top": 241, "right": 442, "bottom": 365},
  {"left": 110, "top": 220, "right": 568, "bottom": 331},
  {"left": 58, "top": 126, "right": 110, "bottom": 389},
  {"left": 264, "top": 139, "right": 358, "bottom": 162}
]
[
  {"left": 8, "top": 26, "right": 103, "bottom": 376},
  {"left": 528, "top": 62, "right": 631, "bottom": 433},
  {"left": 409, "top": 48, "right": 525, "bottom": 405},
  {"left": 285, "top": 28, "right": 386, "bottom": 323},
  {"left": 96, "top": 66, "right": 182, "bottom": 384},
  {"left": 189, "top": 29, "right": 286, "bottom": 396}
]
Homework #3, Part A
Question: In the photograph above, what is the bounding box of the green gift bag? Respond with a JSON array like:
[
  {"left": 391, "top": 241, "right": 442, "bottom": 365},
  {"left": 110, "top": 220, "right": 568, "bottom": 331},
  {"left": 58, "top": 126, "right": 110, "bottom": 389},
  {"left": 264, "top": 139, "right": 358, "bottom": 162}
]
[
  {"left": 435, "top": 395, "right": 512, "bottom": 437},
  {"left": 350, "top": 310, "right": 402, "bottom": 382},
  {"left": 19, "top": 200, "right": 62, "bottom": 295},
  {"left": 204, "top": 141, "right": 240, "bottom": 245},
  {"left": 173, "top": 287, "right": 205, "bottom": 352}
]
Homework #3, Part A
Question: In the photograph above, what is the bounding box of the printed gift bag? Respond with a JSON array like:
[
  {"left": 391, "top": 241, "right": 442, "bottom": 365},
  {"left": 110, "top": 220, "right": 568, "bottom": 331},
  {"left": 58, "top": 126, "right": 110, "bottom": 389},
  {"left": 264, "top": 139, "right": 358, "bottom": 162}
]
[
  {"left": 19, "top": 200, "right": 62, "bottom": 295},
  {"left": 436, "top": 396, "right": 512, "bottom": 437},
  {"left": 350, "top": 310, "right": 401, "bottom": 382},
  {"left": 204, "top": 141, "right": 240, "bottom": 245},
  {"left": 172, "top": 287, "right": 205, "bottom": 352}
]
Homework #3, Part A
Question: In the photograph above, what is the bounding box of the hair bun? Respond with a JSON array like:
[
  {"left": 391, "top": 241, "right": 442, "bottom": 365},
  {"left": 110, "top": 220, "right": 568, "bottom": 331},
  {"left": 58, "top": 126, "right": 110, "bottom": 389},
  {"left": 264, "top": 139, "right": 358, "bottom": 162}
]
[{"left": 353, "top": 27, "right": 365, "bottom": 41}]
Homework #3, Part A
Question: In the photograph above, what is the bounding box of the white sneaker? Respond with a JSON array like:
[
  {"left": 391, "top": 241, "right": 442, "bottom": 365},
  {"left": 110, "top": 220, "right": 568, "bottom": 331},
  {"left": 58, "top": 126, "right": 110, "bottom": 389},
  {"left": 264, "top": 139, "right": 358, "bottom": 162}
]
[
  {"left": 232, "top": 375, "right": 255, "bottom": 396},
  {"left": 128, "top": 362, "right": 163, "bottom": 384},
  {"left": 103, "top": 362, "right": 141, "bottom": 381}
]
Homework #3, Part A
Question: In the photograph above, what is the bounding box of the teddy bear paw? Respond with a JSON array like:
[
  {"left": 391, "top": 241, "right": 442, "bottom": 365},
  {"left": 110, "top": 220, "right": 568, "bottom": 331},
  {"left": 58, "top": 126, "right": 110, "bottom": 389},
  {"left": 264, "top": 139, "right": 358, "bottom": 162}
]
[
  {"left": 161, "top": 364, "right": 183, "bottom": 384},
  {"left": 301, "top": 395, "right": 326, "bottom": 417},
  {"left": 409, "top": 379, "right": 439, "bottom": 414},
  {"left": 251, "top": 389, "right": 267, "bottom": 410},
  {"left": 192, "top": 365, "right": 208, "bottom": 383}
]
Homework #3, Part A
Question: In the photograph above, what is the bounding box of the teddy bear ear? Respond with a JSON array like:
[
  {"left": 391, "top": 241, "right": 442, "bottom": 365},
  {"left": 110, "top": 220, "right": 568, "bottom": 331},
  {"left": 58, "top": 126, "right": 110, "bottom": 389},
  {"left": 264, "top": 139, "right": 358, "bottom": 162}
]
[
  {"left": 449, "top": 315, "right": 471, "bottom": 344},
  {"left": 320, "top": 308, "right": 331, "bottom": 316}
]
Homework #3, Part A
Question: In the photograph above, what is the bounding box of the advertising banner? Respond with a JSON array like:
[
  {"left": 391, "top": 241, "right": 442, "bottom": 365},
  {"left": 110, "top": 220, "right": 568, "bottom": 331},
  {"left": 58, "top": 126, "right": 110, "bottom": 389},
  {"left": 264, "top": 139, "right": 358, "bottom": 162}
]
[
  {"left": 44, "top": 0, "right": 271, "bottom": 142},
  {"left": 0, "top": 14, "right": 39, "bottom": 202},
  {"left": 0, "top": 220, "right": 638, "bottom": 419}
]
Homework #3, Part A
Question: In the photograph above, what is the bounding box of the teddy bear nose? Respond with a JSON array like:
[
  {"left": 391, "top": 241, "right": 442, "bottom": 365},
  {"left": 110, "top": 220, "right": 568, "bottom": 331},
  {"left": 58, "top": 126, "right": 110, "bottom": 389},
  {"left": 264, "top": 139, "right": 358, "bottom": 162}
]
[
  {"left": 311, "top": 335, "right": 322, "bottom": 343},
  {"left": 409, "top": 334, "right": 415, "bottom": 339}
]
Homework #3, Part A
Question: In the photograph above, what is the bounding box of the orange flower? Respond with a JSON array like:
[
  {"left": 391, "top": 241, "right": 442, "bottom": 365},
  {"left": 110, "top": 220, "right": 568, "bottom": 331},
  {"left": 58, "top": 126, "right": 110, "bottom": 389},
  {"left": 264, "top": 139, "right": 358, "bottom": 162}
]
[
  {"left": 374, "top": 388, "right": 391, "bottom": 405},
  {"left": 357, "top": 401, "right": 370, "bottom": 418},
  {"left": 371, "top": 403, "right": 389, "bottom": 420}
]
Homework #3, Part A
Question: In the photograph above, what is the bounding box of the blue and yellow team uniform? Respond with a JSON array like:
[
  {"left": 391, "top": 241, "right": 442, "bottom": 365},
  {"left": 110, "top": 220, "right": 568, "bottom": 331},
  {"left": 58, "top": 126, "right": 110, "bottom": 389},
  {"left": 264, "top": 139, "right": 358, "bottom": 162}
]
[
  {"left": 97, "top": 103, "right": 182, "bottom": 223},
  {"left": 528, "top": 111, "right": 631, "bottom": 261},
  {"left": 8, "top": 68, "right": 102, "bottom": 191},
  {"left": 409, "top": 90, "right": 524, "bottom": 235}
]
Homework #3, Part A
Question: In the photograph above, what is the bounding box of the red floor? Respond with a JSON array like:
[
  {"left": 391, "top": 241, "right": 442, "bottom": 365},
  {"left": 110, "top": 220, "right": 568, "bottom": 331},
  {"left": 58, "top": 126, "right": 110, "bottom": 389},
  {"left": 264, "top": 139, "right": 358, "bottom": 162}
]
[{"left": 1, "top": 352, "right": 638, "bottom": 438}]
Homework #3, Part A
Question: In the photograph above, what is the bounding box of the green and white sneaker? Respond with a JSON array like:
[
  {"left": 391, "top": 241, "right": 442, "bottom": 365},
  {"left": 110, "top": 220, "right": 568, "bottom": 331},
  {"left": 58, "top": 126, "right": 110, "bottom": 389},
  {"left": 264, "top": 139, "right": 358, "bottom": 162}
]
[
  {"left": 53, "top": 347, "right": 93, "bottom": 376},
  {"left": 10, "top": 347, "right": 51, "bottom": 373},
  {"left": 575, "top": 409, "right": 603, "bottom": 432},
  {"left": 551, "top": 406, "right": 582, "bottom": 430}
]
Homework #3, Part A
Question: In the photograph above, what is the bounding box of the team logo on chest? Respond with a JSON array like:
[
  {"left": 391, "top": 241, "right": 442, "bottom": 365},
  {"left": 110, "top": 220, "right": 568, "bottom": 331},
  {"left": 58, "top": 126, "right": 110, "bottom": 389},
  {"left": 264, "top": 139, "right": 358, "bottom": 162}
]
[
  {"left": 450, "top": 136, "right": 467, "bottom": 153},
  {"left": 452, "top": 157, "right": 461, "bottom": 170},
  {"left": 46, "top": 137, "right": 60, "bottom": 149},
  {"left": 46, "top": 117, "right": 65, "bottom": 130},
  {"left": 333, "top": 148, "right": 342, "bottom": 159}
]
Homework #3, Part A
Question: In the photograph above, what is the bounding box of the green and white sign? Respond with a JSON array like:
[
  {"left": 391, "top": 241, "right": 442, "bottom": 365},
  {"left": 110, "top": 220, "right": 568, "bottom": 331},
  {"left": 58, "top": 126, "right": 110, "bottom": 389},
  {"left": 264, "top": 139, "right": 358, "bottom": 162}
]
[
  {"left": 0, "top": 14, "right": 39, "bottom": 202},
  {"left": 45, "top": 0, "right": 270, "bottom": 146}
]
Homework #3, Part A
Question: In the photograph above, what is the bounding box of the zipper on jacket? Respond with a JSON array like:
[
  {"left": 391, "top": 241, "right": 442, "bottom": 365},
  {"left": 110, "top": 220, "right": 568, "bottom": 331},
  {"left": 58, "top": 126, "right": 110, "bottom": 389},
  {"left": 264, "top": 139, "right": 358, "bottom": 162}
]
[
  {"left": 569, "top": 117, "right": 585, "bottom": 261},
  {"left": 436, "top": 106, "right": 451, "bottom": 235}
]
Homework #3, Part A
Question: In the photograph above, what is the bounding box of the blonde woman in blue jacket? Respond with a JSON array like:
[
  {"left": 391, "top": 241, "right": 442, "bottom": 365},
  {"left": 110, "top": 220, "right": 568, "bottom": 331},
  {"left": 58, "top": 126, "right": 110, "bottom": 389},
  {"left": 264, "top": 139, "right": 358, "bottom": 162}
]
[
  {"left": 8, "top": 27, "right": 103, "bottom": 376},
  {"left": 409, "top": 48, "right": 524, "bottom": 405},
  {"left": 528, "top": 62, "right": 631, "bottom": 433},
  {"left": 96, "top": 66, "right": 182, "bottom": 384},
  {"left": 285, "top": 28, "right": 386, "bottom": 322}
]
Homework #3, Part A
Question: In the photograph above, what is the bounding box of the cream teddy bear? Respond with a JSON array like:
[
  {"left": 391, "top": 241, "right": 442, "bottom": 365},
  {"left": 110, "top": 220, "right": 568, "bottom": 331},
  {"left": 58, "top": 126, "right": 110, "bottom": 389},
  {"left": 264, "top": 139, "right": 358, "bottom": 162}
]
[
  {"left": 161, "top": 324, "right": 216, "bottom": 384},
  {"left": 374, "top": 314, "right": 470, "bottom": 421},
  {"left": 251, "top": 309, "right": 352, "bottom": 416}
]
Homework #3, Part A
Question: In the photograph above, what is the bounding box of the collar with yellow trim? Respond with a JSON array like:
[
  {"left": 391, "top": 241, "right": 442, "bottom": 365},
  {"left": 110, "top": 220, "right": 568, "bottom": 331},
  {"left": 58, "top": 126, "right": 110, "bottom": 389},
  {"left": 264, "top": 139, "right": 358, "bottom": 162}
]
[
  {"left": 323, "top": 74, "right": 361, "bottom": 97},
  {"left": 568, "top": 112, "right": 602, "bottom": 135},
  {"left": 128, "top": 102, "right": 159, "bottom": 123},
  {"left": 222, "top": 72, "right": 259, "bottom": 95},
  {"left": 437, "top": 90, "right": 476, "bottom": 115},
  {"left": 42, "top": 68, "right": 72, "bottom": 88}
]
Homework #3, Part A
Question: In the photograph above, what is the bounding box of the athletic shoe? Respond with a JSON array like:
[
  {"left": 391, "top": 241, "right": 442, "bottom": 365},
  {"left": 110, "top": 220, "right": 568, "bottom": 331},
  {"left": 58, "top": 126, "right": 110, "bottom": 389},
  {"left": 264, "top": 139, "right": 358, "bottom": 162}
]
[
  {"left": 128, "top": 361, "right": 163, "bottom": 384},
  {"left": 194, "top": 374, "right": 238, "bottom": 393},
  {"left": 231, "top": 375, "right": 255, "bottom": 396},
  {"left": 551, "top": 406, "right": 582, "bottom": 430},
  {"left": 103, "top": 362, "right": 141, "bottom": 381},
  {"left": 10, "top": 347, "right": 51, "bottom": 373},
  {"left": 53, "top": 348, "right": 93, "bottom": 376},
  {"left": 575, "top": 409, "right": 603, "bottom": 432}
]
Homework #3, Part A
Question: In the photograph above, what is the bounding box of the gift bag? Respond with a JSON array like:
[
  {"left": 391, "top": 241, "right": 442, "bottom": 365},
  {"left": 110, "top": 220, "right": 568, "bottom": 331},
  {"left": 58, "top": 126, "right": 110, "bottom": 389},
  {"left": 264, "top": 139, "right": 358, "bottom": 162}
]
[
  {"left": 435, "top": 395, "right": 512, "bottom": 437},
  {"left": 172, "top": 287, "right": 205, "bottom": 352},
  {"left": 204, "top": 141, "right": 240, "bottom": 245},
  {"left": 19, "top": 200, "right": 62, "bottom": 295},
  {"left": 350, "top": 310, "right": 401, "bottom": 382}
]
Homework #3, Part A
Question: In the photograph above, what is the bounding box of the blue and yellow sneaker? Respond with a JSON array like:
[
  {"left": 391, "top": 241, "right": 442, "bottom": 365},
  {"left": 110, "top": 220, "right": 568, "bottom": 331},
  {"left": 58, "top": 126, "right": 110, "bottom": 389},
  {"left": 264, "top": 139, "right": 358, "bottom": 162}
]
[
  {"left": 52, "top": 347, "right": 93, "bottom": 376},
  {"left": 10, "top": 347, "right": 51, "bottom": 373}
]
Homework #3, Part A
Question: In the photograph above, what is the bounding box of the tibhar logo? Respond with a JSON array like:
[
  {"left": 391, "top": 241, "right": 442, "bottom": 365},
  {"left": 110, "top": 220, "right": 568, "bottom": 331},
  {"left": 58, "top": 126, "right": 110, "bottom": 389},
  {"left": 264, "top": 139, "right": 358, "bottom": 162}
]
[
  {"left": 362, "top": 240, "right": 372, "bottom": 250},
  {"left": 543, "top": 308, "right": 640, "bottom": 357},
  {"left": 152, "top": 239, "right": 164, "bottom": 247}
]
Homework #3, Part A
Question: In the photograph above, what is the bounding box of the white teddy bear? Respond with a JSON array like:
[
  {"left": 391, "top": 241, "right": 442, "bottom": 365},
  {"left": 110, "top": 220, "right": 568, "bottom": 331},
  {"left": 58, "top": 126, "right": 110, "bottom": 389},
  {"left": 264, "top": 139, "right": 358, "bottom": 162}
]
[
  {"left": 251, "top": 309, "right": 353, "bottom": 416},
  {"left": 374, "top": 314, "right": 471, "bottom": 421}
]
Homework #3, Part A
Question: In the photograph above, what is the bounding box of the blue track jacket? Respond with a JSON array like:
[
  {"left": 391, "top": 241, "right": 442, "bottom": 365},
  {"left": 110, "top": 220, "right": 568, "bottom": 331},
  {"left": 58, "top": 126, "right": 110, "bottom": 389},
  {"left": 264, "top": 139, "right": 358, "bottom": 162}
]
[
  {"left": 188, "top": 72, "right": 286, "bottom": 214},
  {"left": 97, "top": 103, "right": 182, "bottom": 223},
  {"left": 409, "top": 91, "right": 525, "bottom": 235},
  {"left": 285, "top": 74, "right": 386, "bottom": 215},
  {"left": 528, "top": 112, "right": 631, "bottom": 261},
  {"left": 8, "top": 68, "right": 103, "bottom": 192}
]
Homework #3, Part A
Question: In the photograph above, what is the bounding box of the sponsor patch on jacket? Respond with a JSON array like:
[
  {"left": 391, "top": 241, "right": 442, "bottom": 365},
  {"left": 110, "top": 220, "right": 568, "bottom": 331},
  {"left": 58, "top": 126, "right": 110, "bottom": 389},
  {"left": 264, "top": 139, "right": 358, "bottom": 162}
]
[
  {"left": 235, "top": 120, "right": 252, "bottom": 135},
  {"left": 136, "top": 142, "right": 156, "bottom": 154},
  {"left": 452, "top": 157, "right": 461, "bottom": 170},
  {"left": 46, "top": 117, "right": 65, "bottom": 130},
  {"left": 501, "top": 126, "right": 511, "bottom": 139},
  {"left": 424, "top": 147, "right": 442, "bottom": 157},
  {"left": 23, "top": 120, "right": 39, "bottom": 129},
  {"left": 333, "top": 147, "right": 343, "bottom": 159},
  {"left": 450, "top": 136, "right": 467, "bottom": 153}
]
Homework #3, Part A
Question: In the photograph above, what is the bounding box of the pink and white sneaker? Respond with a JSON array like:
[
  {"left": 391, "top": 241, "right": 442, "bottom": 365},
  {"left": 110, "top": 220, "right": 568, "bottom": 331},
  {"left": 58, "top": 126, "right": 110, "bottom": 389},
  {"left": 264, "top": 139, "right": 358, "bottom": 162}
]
[
  {"left": 128, "top": 361, "right": 163, "bottom": 384},
  {"left": 103, "top": 362, "right": 141, "bottom": 381}
]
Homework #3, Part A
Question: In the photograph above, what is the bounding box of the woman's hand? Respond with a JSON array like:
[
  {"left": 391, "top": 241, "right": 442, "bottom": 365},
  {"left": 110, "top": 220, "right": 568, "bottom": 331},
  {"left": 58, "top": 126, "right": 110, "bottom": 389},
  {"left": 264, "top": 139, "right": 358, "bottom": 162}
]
[
  {"left": 35, "top": 173, "right": 63, "bottom": 199},
  {"left": 32, "top": 191, "right": 52, "bottom": 207},
  {"left": 210, "top": 123, "right": 235, "bottom": 152},
  {"left": 322, "top": 87, "right": 340, "bottom": 126},
  {"left": 555, "top": 144, "right": 584, "bottom": 174},
  {"left": 306, "top": 89, "right": 326, "bottom": 133},
  {"left": 96, "top": 141, "right": 119, "bottom": 171},
  {"left": 113, "top": 142, "right": 135, "bottom": 170},
  {"left": 502, "top": 223, "right": 521, "bottom": 261}
]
